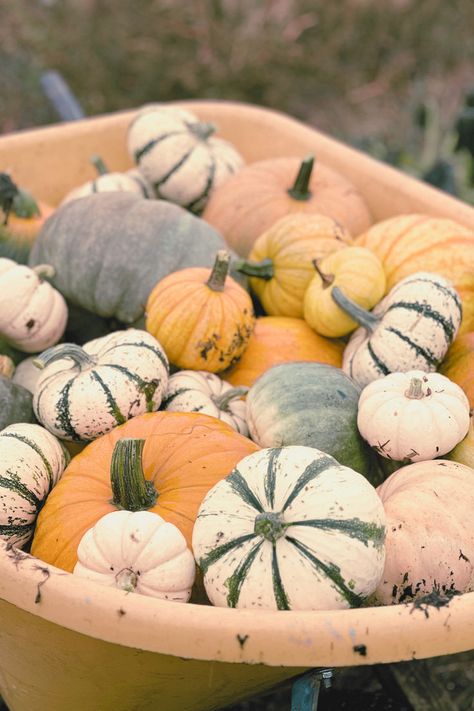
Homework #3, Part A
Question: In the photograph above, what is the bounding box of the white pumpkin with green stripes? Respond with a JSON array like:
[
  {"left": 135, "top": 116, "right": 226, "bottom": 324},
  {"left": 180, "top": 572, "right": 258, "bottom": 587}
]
[
  {"left": 162, "top": 370, "right": 248, "bottom": 435},
  {"left": 339, "top": 271, "right": 462, "bottom": 388},
  {"left": 192, "top": 445, "right": 386, "bottom": 611},
  {"left": 127, "top": 104, "right": 244, "bottom": 214},
  {"left": 61, "top": 155, "right": 154, "bottom": 205},
  {"left": 33, "top": 328, "right": 169, "bottom": 442},
  {"left": 0, "top": 422, "right": 69, "bottom": 547}
]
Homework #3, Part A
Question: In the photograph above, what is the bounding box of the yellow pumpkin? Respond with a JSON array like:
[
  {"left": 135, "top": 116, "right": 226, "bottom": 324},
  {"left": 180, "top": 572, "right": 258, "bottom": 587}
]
[
  {"left": 439, "top": 332, "right": 474, "bottom": 410},
  {"left": 303, "top": 246, "right": 386, "bottom": 337},
  {"left": 234, "top": 213, "right": 353, "bottom": 318},
  {"left": 145, "top": 250, "right": 255, "bottom": 372}
]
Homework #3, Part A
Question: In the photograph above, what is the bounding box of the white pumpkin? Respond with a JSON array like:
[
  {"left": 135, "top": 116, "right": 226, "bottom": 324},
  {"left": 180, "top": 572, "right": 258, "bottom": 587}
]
[
  {"left": 357, "top": 370, "right": 470, "bottom": 463},
  {"left": 162, "top": 370, "right": 248, "bottom": 435},
  {"left": 11, "top": 355, "right": 41, "bottom": 394},
  {"left": 192, "top": 445, "right": 386, "bottom": 611},
  {"left": 0, "top": 422, "right": 69, "bottom": 547},
  {"left": 0, "top": 258, "right": 68, "bottom": 353},
  {"left": 340, "top": 272, "right": 462, "bottom": 388},
  {"left": 73, "top": 510, "right": 195, "bottom": 601},
  {"left": 33, "top": 328, "right": 169, "bottom": 442},
  {"left": 127, "top": 104, "right": 244, "bottom": 213},
  {"left": 61, "top": 163, "right": 154, "bottom": 205}
]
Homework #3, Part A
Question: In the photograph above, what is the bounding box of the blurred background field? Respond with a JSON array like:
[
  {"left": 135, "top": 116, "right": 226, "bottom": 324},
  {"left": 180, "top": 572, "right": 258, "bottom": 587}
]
[{"left": 2, "top": 0, "right": 474, "bottom": 204}]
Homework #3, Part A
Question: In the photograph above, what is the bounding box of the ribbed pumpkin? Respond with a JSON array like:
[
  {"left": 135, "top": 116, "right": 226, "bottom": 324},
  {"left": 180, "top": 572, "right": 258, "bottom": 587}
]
[
  {"left": 374, "top": 459, "right": 474, "bottom": 604},
  {"left": 61, "top": 155, "right": 154, "bottom": 205},
  {"left": 439, "top": 332, "right": 474, "bottom": 410},
  {"left": 222, "top": 316, "right": 344, "bottom": 388},
  {"left": 355, "top": 214, "right": 474, "bottom": 334},
  {"left": 146, "top": 250, "right": 255, "bottom": 372},
  {"left": 233, "top": 213, "right": 353, "bottom": 318},
  {"left": 202, "top": 155, "right": 373, "bottom": 257},
  {"left": 31, "top": 411, "right": 259, "bottom": 572},
  {"left": 446, "top": 416, "right": 474, "bottom": 468},
  {"left": 303, "top": 246, "right": 386, "bottom": 338}
]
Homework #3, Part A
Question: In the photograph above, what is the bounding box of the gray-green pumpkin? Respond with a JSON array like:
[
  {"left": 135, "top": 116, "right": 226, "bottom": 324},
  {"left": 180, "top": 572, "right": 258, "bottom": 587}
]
[
  {"left": 0, "top": 374, "right": 36, "bottom": 430},
  {"left": 28, "top": 192, "right": 241, "bottom": 325},
  {"left": 245, "top": 361, "right": 373, "bottom": 478}
]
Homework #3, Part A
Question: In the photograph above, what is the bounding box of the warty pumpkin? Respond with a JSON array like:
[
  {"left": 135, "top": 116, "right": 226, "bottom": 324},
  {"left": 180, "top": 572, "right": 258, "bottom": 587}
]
[
  {"left": 222, "top": 315, "right": 344, "bottom": 388},
  {"left": 31, "top": 411, "right": 259, "bottom": 572},
  {"left": 439, "top": 331, "right": 474, "bottom": 410},
  {"left": 233, "top": 212, "right": 353, "bottom": 318},
  {"left": 373, "top": 459, "right": 474, "bottom": 604},
  {"left": 355, "top": 214, "right": 474, "bottom": 334},
  {"left": 202, "top": 154, "right": 373, "bottom": 257},
  {"left": 146, "top": 250, "right": 255, "bottom": 372}
]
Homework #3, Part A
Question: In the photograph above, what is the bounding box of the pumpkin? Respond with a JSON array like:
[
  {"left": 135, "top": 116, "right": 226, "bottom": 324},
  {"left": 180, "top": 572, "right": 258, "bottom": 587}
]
[
  {"left": 61, "top": 155, "right": 154, "bottom": 205},
  {"left": 162, "top": 370, "right": 248, "bottom": 435},
  {"left": 303, "top": 246, "right": 387, "bottom": 338},
  {"left": 28, "top": 191, "right": 238, "bottom": 326},
  {"left": 11, "top": 355, "right": 42, "bottom": 394},
  {"left": 33, "top": 328, "right": 169, "bottom": 442},
  {"left": 233, "top": 213, "right": 353, "bottom": 318},
  {"left": 0, "top": 172, "right": 54, "bottom": 258},
  {"left": 0, "top": 355, "right": 15, "bottom": 379},
  {"left": 0, "top": 422, "right": 69, "bottom": 547},
  {"left": 127, "top": 104, "right": 244, "bottom": 214},
  {"left": 0, "top": 258, "right": 68, "bottom": 353},
  {"left": 192, "top": 445, "right": 386, "bottom": 610},
  {"left": 355, "top": 214, "right": 474, "bottom": 334},
  {"left": 202, "top": 155, "right": 372, "bottom": 257},
  {"left": 245, "top": 361, "right": 374, "bottom": 477},
  {"left": 373, "top": 459, "right": 474, "bottom": 604},
  {"left": 73, "top": 510, "right": 196, "bottom": 601},
  {"left": 439, "top": 332, "right": 474, "bottom": 410},
  {"left": 146, "top": 250, "right": 255, "bottom": 372},
  {"left": 357, "top": 370, "right": 470, "bottom": 463},
  {"left": 340, "top": 272, "right": 462, "bottom": 388},
  {"left": 222, "top": 316, "right": 344, "bottom": 388},
  {"left": 31, "top": 411, "right": 259, "bottom": 572},
  {"left": 0, "top": 372, "right": 35, "bottom": 430}
]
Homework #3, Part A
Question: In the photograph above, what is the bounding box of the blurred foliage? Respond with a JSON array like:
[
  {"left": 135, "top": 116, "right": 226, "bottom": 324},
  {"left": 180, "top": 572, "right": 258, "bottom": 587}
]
[{"left": 1, "top": 0, "right": 474, "bottom": 202}]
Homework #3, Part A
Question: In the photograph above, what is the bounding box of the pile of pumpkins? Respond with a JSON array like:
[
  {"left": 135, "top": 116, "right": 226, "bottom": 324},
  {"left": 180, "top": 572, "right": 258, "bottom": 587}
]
[{"left": 1, "top": 103, "right": 474, "bottom": 613}]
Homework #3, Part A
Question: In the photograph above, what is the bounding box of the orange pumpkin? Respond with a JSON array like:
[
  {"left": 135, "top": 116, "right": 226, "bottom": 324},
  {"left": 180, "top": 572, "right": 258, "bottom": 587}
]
[
  {"left": 31, "top": 411, "right": 259, "bottom": 572},
  {"left": 222, "top": 316, "right": 344, "bottom": 388},
  {"left": 0, "top": 173, "right": 54, "bottom": 248},
  {"left": 356, "top": 214, "right": 474, "bottom": 334},
  {"left": 446, "top": 416, "right": 474, "bottom": 468},
  {"left": 202, "top": 155, "right": 372, "bottom": 257},
  {"left": 439, "top": 332, "right": 474, "bottom": 410},
  {"left": 145, "top": 250, "right": 255, "bottom": 372}
]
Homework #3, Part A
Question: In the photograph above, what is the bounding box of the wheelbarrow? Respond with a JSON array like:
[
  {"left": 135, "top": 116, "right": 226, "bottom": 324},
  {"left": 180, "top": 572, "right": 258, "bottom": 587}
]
[{"left": 0, "top": 100, "right": 473, "bottom": 711}]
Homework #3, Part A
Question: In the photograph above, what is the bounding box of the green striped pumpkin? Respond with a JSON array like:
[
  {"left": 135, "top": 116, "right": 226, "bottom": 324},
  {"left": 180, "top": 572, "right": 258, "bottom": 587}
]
[
  {"left": 0, "top": 422, "right": 69, "bottom": 547},
  {"left": 61, "top": 155, "right": 154, "bottom": 205},
  {"left": 192, "top": 445, "right": 386, "bottom": 610},
  {"left": 340, "top": 271, "right": 462, "bottom": 388},
  {"left": 33, "top": 328, "right": 169, "bottom": 442}
]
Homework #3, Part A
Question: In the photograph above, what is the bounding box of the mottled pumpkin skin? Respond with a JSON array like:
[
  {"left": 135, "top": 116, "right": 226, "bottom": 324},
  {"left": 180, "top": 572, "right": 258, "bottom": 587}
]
[
  {"left": 356, "top": 214, "right": 474, "bottom": 334},
  {"left": 223, "top": 316, "right": 344, "bottom": 388},
  {"left": 439, "top": 332, "right": 474, "bottom": 410},
  {"left": 0, "top": 375, "right": 35, "bottom": 430},
  {"left": 202, "top": 156, "right": 372, "bottom": 258},
  {"left": 31, "top": 411, "right": 259, "bottom": 573},
  {"left": 28, "top": 192, "right": 236, "bottom": 325}
]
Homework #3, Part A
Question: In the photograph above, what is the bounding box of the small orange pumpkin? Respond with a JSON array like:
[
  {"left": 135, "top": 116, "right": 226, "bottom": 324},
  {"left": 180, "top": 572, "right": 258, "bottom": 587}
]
[
  {"left": 31, "top": 411, "right": 259, "bottom": 572},
  {"left": 439, "top": 332, "right": 474, "bottom": 410},
  {"left": 202, "top": 155, "right": 372, "bottom": 257},
  {"left": 145, "top": 250, "right": 255, "bottom": 372},
  {"left": 222, "top": 315, "right": 344, "bottom": 388},
  {"left": 0, "top": 172, "right": 54, "bottom": 250}
]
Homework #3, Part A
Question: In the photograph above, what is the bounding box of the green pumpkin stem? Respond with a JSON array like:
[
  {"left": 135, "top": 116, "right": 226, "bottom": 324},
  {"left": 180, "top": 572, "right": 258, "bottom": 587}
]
[
  {"left": 190, "top": 121, "right": 217, "bottom": 141},
  {"left": 287, "top": 155, "right": 315, "bottom": 201},
  {"left": 110, "top": 438, "right": 158, "bottom": 512},
  {"left": 312, "top": 259, "right": 334, "bottom": 288},
  {"left": 254, "top": 512, "right": 287, "bottom": 542},
  {"left": 33, "top": 343, "right": 98, "bottom": 371},
  {"left": 0, "top": 172, "right": 40, "bottom": 222},
  {"left": 212, "top": 386, "right": 249, "bottom": 411},
  {"left": 331, "top": 286, "right": 380, "bottom": 333},
  {"left": 232, "top": 257, "right": 274, "bottom": 281},
  {"left": 32, "top": 264, "right": 56, "bottom": 281},
  {"left": 90, "top": 155, "right": 109, "bottom": 176},
  {"left": 405, "top": 377, "right": 425, "bottom": 399},
  {"left": 207, "top": 250, "right": 231, "bottom": 292}
]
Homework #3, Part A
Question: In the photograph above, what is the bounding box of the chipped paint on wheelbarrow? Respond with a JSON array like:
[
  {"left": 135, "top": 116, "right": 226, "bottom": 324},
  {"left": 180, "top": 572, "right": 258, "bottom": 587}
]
[{"left": 1, "top": 101, "right": 474, "bottom": 711}]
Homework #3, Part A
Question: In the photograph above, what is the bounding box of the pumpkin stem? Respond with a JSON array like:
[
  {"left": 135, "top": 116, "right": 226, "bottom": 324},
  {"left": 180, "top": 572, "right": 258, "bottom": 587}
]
[
  {"left": 331, "top": 286, "right": 380, "bottom": 333},
  {"left": 33, "top": 343, "right": 98, "bottom": 371},
  {"left": 405, "top": 377, "right": 426, "bottom": 399},
  {"left": 312, "top": 259, "right": 334, "bottom": 288},
  {"left": 287, "top": 155, "right": 314, "bottom": 201},
  {"left": 0, "top": 355, "right": 15, "bottom": 379},
  {"left": 207, "top": 250, "right": 231, "bottom": 292},
  {"left": 0, "top": 172, "right": 40, "bottom": 222},
  {"left": 212, "top": 386, "right": 249, "bottom": 410},
  {"left": 189, "top": 121, "right": 217, "bottom": 142},
  {"left": 90, "top": 155, "right": 109, "bottom": 176},
  {"left": 232, "top": 258, "right": 274, "bottom": 281},
  {"left": 115, "top": 568, "right": 138, "bottom": 593},
  {"left": 31, "top": 264, "right": 56, "bottom": 281},
  {"left": 254, "top": 511, "right": 287, "bottom": 542},
  {"left": 110, "top": 438, "right": 158, "bottom": 512}
]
